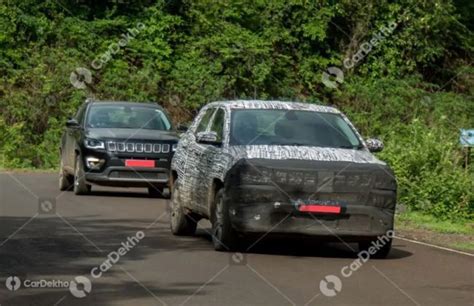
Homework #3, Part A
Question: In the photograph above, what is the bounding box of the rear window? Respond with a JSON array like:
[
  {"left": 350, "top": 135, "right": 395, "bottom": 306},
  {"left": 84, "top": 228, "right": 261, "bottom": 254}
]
[
  {"left": 230, "top": 109, "right": 362, "bottom": 149},
  {"left": 86, "top": 104, "right": 171, "bottom": 130}
]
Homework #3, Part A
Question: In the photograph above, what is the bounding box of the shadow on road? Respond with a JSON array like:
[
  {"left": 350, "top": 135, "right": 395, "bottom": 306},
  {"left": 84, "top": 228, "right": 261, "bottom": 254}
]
[
  {"left": 194, "top": 228, "right": 413, "bottom": 260},
  {"left": 0, "top": 215, "right": 210, "bottom": 305},
  {"left": 87, "top": 190, "right": 152, "bottom": 198}
]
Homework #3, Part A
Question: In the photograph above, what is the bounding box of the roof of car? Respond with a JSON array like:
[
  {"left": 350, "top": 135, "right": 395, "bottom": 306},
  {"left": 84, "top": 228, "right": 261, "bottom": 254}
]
[
  {"left": 205, "top": 100, "right": 340, "bottom": 113},
  {"left": 86, "top": 100, "right": 165, "bottom": 110}
]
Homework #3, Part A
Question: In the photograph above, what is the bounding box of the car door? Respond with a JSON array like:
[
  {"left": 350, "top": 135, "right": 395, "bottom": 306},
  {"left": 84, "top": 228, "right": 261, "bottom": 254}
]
[
  {"left": 180, "top": 108, "right": 216, "bottom": 210},
  {"left": 197, "top": 107, "right": 227, "bottom": 211}
]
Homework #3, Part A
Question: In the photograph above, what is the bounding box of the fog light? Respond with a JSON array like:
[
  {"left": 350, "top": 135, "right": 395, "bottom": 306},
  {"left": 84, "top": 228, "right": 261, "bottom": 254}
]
[{"left": 86, "top": 157, "right": 105, "bottom": 170}]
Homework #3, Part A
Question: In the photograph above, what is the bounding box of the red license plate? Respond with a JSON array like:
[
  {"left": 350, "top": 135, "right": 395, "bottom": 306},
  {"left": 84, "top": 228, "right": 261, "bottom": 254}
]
[
  {"left": 125, "top": 160, "right": 155, "bottom": 168},
  {"left": 298, "top": 205, "right": 341, "bottom": 214}
]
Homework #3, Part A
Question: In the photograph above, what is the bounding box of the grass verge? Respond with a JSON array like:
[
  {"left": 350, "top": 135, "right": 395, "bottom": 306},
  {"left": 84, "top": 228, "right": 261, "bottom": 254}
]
[
  {"left": 0, "top": 167, "right": 56, "bottom": 173},
  {"left": 396, "top": 211, "right": 474, "bottom": 253},
  {"left": 396, "top": 211, "right": 473, "bottom": 235}
]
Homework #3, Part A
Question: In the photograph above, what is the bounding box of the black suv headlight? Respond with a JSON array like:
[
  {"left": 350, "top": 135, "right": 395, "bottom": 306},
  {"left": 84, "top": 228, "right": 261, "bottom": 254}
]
[{"left": 84, "top": 138, "right": 105, "bottom": 150}]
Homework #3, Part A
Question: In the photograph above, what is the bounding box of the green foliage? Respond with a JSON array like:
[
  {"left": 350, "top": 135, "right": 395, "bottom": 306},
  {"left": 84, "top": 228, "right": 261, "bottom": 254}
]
[
  {"left": 332, "top": 77, "right": 473, "bottom": 220},
  {"left": 0, "top": 0, "right": 472, "bottom": 220},
  {"left": 397, "top": 211, "right": 473, "bottom": 235}
]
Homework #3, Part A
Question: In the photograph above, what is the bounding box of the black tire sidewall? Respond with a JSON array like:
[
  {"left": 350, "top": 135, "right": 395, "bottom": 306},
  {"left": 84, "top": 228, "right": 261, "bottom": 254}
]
[
  {"left": 212, "top": 189, "right": 237, "bottom": 251},
  {"left": 170, "top": 183, "right": 183, "bottom": 232},
  {"left": 148, "top": 186, "right": 164, "bottom": 198},
  {"left": 170, "top": 182, "right": 196, "bottom": 235},
  {"left": 59, "top": 156, "right": 70, "bottom": 191},
  {"left": 74, "top": 155, "right": 89, "bottom": 195}
]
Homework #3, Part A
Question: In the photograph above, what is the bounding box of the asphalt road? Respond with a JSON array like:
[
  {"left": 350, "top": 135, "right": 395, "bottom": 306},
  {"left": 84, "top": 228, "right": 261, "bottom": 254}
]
[{"left": 0, "top": 172, "right": 473, "bottom": 306}]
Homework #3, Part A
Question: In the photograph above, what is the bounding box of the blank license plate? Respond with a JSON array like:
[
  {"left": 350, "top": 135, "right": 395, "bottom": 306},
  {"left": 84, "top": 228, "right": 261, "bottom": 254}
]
[{"left": 125, "top": 160, "right": 155, "bottom": 168}]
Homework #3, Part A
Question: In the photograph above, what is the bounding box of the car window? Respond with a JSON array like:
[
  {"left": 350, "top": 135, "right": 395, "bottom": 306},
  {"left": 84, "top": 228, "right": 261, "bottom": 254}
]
[
  {"left": 209, "top": 108, "right": 225, "bottom": 142},
  {"left": 75, "top": 105, "right": 86, "bottom": 124},
  {"left": 229, "top": 109, "right": 362, "bottom": 149},
  {"left": 86, "top": 105, "right": 171, "bottom": 130},
  {"left": 195, "top": 108, "right": 215, "bottom": 133}
]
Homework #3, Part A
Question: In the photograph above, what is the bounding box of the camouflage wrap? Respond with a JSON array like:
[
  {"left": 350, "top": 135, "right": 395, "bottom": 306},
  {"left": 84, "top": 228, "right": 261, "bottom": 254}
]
[{"left": 171, "top": 100, "right": 396, "bottom": 237}]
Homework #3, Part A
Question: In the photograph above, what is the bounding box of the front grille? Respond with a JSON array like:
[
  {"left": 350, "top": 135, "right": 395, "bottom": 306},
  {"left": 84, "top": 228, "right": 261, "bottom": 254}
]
[
  {"left": 107, "top": 141, "right": 170, "bottom": 154},
  {"left": 237, "top": 167, "right": 376, "bottom": 191},
  {"left": 227, "top": 159, "right": 397, "bottom": 209}
]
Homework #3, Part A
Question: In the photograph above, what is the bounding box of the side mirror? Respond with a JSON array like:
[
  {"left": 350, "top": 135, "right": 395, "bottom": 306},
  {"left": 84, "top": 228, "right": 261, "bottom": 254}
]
[
  {"left": 176, "top": 123, "right": 189, "bottom": 133},
  {"left": 196, "top": 131, "right": 222, "bottom": 145},
  {"left": 366, "top": 138, "right": 384, "bottom": 153},
  {"left": 66, "top": 118, "right": 80, "bottom": 128}
]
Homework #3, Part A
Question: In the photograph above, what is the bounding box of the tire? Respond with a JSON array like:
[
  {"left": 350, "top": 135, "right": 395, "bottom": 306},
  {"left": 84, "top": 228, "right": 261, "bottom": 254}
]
[
  {"left": 148, "top": 186, "right": 170, "bottom": 198},
  {"left": 73, "top": 155, "right": 91, "bottom": 195},
  {"left": 358, "top": 237, "right": 392, "bottom": 259},
  {"left": 169, "top": 182, "right": 197, "bottom": 235},
  {"left": 211, "top": 189, "right": 238, "bottom": 251},
  {"left": 59, "top": 156, "right": 73, "bottom": 191}
]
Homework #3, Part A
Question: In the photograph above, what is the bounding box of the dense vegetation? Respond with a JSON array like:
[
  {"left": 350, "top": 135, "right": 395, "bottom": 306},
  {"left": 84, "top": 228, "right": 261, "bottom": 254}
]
[{"left": 0, "top": 0, "right": 472, "bottom": 221}]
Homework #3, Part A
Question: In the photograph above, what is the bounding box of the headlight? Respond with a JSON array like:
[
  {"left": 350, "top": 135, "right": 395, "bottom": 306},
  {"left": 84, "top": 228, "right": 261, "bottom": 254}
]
[
  {"left": 374, "top": 171, "right": 397, "bottom": 190},
  {"left": 237, "top": 187, "right": 286, "bottom": 203},
  {"left": 236, "top": 166, "right": 274, "bottom": 185},
  {"left": 84, "top": 139, "right": 105, "bottom": 150},
  {"left": 370, "top": 192, "right": 396, "bottom": 209}
]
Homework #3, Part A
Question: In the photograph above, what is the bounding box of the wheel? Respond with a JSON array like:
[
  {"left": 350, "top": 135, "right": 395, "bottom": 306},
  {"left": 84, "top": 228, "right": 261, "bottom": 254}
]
[
  {"left": 73, "top": 155, "right": 91, "bottom": 195},
  {"left": 169, "top": 182, "right": 197, "bottom": 235},
  {"left": 148, "top": 186, "right": 169, "bottom": 198},
  {"left": 212, "top": 189, "right": 238, "bottom": 251},
  {"left": 358, "top": 237, "right": 392, "bottom": 259},
  {"left": 59, "top": 155, "right": 73, "bottom": 191}
]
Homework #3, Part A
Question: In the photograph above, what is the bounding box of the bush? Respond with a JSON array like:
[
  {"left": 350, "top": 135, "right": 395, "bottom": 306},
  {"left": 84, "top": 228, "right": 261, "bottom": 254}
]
[{"left": 333, "top": 77, "right": 473, "bottom": 221}]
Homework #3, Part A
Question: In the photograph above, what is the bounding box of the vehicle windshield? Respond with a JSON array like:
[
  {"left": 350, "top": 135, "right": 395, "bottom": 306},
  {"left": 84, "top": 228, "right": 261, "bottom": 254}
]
[
  {"left": 86, "top": 104, "right": 172, "bottom": 130},
  {"left": 230, "top": 109, "right": 362, "bottom": 149}
]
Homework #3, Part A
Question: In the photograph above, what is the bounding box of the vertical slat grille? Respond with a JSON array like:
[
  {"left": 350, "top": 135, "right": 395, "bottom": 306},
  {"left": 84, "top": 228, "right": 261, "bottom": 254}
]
[{"left": 107, "top": 141, "right": 172, "bottom": 154}]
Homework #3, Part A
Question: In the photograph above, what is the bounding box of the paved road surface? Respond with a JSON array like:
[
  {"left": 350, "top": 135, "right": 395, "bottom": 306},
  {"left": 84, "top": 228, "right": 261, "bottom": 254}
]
[{"left": 0, "top": 172, "right": 472, "bottom": 305}]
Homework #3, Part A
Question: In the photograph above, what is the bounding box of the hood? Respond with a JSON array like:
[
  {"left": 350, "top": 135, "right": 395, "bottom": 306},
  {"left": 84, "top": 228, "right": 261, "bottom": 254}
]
[
  {"left": 85, "top": 128, "right": 179, "bottom": 141},
  {"left": 226, "top": 145, "right": 386, "bottom": 165},
  {"left": 224, "top": 148, "right": 396, "bottom": 208}
]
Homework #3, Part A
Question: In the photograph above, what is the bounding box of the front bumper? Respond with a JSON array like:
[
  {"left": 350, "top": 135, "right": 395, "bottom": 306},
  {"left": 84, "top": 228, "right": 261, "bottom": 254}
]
[
  {"left": 227, "top": 199, "right": 394, "bottom": 239},
  {"left": 224, "top": 159, "right": 396, "bottom": 240},
  {"left": 85, "top": 166, "right": 170, "bottom": 187},
  {"left": 81, "top": 145, "right": 173, "bottom": 188}
]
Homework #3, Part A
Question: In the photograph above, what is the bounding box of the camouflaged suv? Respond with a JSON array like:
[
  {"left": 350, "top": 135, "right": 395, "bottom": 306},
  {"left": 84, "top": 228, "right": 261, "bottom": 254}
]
[{"left": 169, "top": 100, "right": 396, "bottom": 257}]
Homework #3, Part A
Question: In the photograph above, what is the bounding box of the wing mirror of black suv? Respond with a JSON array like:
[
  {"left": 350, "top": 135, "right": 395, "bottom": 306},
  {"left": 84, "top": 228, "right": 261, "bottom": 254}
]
[
  {"left": 366, "top": 138, "right": 384, "bottom": 152},
  {"left": 196, "top": 131, "right": 222, "bottom": 145},
  {"left": 66, "top": 118, "right": 80, "bottom": 128}
]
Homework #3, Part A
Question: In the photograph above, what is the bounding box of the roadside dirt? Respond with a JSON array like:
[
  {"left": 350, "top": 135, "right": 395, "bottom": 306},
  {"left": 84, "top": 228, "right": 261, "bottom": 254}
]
[{"left": 396, "top": 224, "right": 474, "bottom": 254}]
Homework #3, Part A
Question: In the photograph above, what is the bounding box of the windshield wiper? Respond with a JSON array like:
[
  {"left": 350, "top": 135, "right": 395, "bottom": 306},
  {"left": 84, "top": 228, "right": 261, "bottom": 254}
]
[
  {"left": 339, "top": 144, "right": 363, "bottom": 150},
  {"left": 270, "top": 142, "right": 309, "bottom": 146}
]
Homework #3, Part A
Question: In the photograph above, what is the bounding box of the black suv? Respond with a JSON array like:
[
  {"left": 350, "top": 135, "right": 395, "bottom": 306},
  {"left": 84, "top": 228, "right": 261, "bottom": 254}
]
[{"left": 59, "top": 100, "right": 179, "bottom": 197}]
